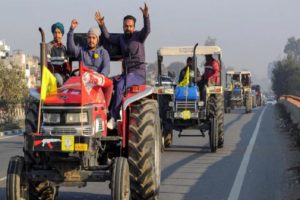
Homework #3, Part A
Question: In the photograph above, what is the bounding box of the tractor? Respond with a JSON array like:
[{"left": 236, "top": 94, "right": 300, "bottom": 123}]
[
  {"left": 224, "top": 70, "right": 252, "bottom": 113},
  {"left": 251, "top": 84, "right": 263, "bottom": 106},
  {"left": 156, "top": 44, "right": 224, "bottom": 152},
  {"left": 6, "top": 28, "right": 161, "bottom": 200}
]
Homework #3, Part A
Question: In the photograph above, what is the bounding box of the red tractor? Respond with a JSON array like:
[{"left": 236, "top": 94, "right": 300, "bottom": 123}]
[{"left": 6, "top": 28, "right": 161, "bottom": 200}]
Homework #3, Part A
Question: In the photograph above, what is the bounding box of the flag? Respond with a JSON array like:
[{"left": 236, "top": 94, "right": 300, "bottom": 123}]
[
  {"left": 178, "top": 66, "right": 190, "bottom": 87},
  {"left": 40, "top": 66, "right": 57, "bottom": 101}
]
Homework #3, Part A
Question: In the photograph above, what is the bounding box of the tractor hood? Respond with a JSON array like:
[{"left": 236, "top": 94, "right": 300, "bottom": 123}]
[{"left": 44, "top": 76, "right": 105, "bottom": 106}]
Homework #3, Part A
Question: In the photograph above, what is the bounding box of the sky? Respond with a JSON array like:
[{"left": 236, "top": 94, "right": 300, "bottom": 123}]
[{"left": 1, "top": 0, "right": 300, "bottom": 80}]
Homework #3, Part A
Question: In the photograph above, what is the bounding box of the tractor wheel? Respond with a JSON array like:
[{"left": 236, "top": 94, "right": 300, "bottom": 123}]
[
  {"left": 128, "top": 99, "right": 161, "bottom": 200},
  {"left": 111, "top": 157, "right": 130, "bottom": 200},
  {"left": 6, "top": 156, "right": 28, "bottom": 200},
  {"left": 245, "top": 92, "right": 252, "bottom": 113},
  {"left": 25, "top": 100, "right": 39, "bottom": 135},
  {"left": 209, "top": 118, "right": 218, "bottom": 153},
  {"left": 164, "top": 131, "right": 172, "bottom": 148},
  {"left": 207, "top": 94, "right": 224, "bottom": 148}
]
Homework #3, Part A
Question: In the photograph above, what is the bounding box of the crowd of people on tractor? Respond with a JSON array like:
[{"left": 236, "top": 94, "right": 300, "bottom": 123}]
[
  {"left": 46, "top": 3, "right": 149, "bottom": 129},
  {"left": 177, "top": 55, "right": 221, "bottom": 100},
  {"left": 46, "top": 2, "right": 221, "bottom": 129}
]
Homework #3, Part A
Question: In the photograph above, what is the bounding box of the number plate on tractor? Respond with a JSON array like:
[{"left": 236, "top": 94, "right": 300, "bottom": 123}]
[
  {"left": 61, "top": 135, "right": 75, "bottom": 151},
  {"left": 75, "top": 143, "right": 88, "bottom": 151},
  {"left": 182, "top": 110, "right": 191, "bottom": 120}
]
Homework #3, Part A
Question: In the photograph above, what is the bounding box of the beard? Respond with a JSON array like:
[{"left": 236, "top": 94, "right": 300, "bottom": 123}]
[{"left": 124, "top": 32, "right": 133, "bottom": 40}]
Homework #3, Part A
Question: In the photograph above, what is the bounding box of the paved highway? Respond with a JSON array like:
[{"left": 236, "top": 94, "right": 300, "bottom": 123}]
[{"left": 0, "top": 104, "right": 291, "bottom": 200}]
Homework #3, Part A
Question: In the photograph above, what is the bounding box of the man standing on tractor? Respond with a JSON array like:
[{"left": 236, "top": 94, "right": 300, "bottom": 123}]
[
  {"left": 178, "top": 57, "right": 201, "bottom": 85},
  {"left": 47, "top": 22, "right": 69, "bottom": 86},
  {"left": 67, "top": 19, "right": 113, "bottom": 107},
  {"left": 95, "top": 3, "right": 150, "bottom": 129}
]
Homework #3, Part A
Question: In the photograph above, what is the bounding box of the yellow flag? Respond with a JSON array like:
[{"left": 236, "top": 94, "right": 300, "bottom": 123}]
[
  {"left": 178, "top": 66, "right": 190, "bottom": 87},
  {"left": 40, "top": 66, "right": 57, "bottom": 101}
]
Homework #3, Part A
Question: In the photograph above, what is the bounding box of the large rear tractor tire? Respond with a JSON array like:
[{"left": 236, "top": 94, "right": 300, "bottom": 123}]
[
  {"left": 164, "top": 131, "right": 172, "bottom": 148},
  {"left": 6, "top": 156, "right": 28, "bottom": 200},
  {"left": 128, "top": 99, "right": 161, "bottom": 200},
  {"left": 207, "top": 94, "right": 225, "bottom": 149},
  {"left": 209, "top": 118, "right": 218, "bottom": 153},
  {"left": 111, "top": 157, "right": 130, "bottom": 200},
  {"left": 25, "top": 100, "right": 39, "bottom": 135}
]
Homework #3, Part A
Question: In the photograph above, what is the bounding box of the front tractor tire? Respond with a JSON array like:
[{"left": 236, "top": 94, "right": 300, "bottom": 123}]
[
  {"left": 245, "top": 92, "right": 252, "bottom": 113},
  {"left": 6, "top": 156, "right": 28, "bottom": 200},
  {"left": 111, "top": 157, "right": 130, "bottom": 200},
  {"left": 207, "top": 94, "right": 225, "bottom": 149},
  {"left": 128, "top": 99, "right": 161, "bottom": 200}
]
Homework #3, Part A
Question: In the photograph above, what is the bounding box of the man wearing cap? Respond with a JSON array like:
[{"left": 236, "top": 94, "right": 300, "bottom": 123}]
[
  {"left": 67, "top": 19, "right": 112, "bottom": 106},
  {"left": 48, "top": 22, "right": 67, "bottom": 58},
  {"left": 95, "top": 3, "right": 150, "bottom": 129},
  {"left": 47, "top": 22, "right": 68, "bottom": 86},
  {"left": 178, "top": 57, "right": 201, "bottom": 85}
]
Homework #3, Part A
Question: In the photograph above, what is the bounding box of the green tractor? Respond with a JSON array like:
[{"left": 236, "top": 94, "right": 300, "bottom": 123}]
[
  {"left": 224, "top": 70, "right": 252, "bottom": 113},
  {"left": 156, "top": 44, "right": 224, "bottom": 152}
]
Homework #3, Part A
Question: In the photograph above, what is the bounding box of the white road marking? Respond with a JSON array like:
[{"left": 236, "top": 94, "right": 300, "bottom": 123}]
[
  {"left": 0, "top": 134, "right": 22, "bottom": 140},
  {"left": 0, "top": 176, "right": 6, "bottom": 182},
  {"left": 228, "top": 106, "right": 267, "bottom": 200}
]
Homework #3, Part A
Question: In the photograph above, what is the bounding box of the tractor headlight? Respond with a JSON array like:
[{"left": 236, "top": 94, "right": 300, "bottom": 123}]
[
  {"left": 66, "top": 112, "right": 88, "bottom": 124},
  {"left": 43, "top": 113, "right": 60, "bottom": 124}
]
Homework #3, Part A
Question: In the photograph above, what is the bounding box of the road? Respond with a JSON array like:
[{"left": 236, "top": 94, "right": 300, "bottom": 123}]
[{"left": 0, "top": 104, "right": 291, "bottom": 200}]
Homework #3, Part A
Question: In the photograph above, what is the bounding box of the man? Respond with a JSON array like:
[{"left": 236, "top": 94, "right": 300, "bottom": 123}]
[
  {"left": 95, "top": 3, "right": 150, "bottom": 129},
  {"left": 198, "top": 54, "right": 221, "bottom": 97},
  {"left": 47, "top": 22, "right": 69, "bottom": 86},
  {"left": 48, "top": 22, "right": 67, "bottom": 58},
  {"left": 202, "top": 54, "right": 220, "bottom": 85},
  {"left": 67, "top": 19, "right": 112, "bottom": 107},
  {"left": 178, "top": 57, "right": 201, "bottom": 85}
]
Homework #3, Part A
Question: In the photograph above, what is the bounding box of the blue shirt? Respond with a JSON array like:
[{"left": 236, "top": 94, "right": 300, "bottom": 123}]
[{"left": 67, "top": 29, "right": 110, "bottom": 76}]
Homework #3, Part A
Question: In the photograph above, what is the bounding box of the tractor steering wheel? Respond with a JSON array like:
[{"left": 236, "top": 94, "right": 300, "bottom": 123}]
[{"left": 70, "top": 69, "right": 80, "bottom": 77}]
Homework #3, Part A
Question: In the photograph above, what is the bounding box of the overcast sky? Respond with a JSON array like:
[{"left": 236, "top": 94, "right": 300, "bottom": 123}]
[{"left": 1, "top": 0, "right": 300, "bottom": 79}]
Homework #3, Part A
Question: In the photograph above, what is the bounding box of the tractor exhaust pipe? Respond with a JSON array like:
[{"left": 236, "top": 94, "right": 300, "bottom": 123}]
[
  {"left": 193, "top": 43, "right": 198, "bottom": 84},
  {"left": 39, "top": 27, "right": 47, "bottom": 75}
]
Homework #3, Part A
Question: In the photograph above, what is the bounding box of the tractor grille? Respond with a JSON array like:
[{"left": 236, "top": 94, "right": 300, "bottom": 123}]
[
  {"left": 41, "top": 126, "right": 93, "bottom": 135},
  {"left": 175, "top": 101, "right": 198, "bottom": 112}
]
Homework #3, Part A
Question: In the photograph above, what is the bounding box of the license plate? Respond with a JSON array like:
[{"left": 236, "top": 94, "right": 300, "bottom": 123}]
[
  {"left": 182, "top": 110, "right": 191, "bottom": 120},
  {"left": 61, "top": 135, "right": 75, "bottom": 151},
  {"left": 75, "top": 143, "right": 88, "bottom": 151}
]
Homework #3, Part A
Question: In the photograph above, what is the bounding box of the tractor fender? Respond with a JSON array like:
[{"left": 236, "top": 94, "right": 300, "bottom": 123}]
[{"left": 123, "top": 86, "right": 154, "bottom": 111}]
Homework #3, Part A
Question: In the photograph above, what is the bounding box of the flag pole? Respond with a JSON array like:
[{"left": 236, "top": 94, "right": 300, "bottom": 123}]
[{"left": 80, "top": 62, "right": 84, "bottom": 136}]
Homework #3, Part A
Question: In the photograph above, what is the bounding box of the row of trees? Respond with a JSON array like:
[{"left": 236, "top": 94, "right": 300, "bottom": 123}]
[
  {"left": 0, "top": 61, "right": 28, "bottom": 124},
  {"left": 272, "top": 37, "right": 300, "bottom": 97}
]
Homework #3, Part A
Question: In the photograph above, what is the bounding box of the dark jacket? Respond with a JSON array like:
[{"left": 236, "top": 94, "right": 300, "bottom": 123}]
[
  {"left": 178, "top": 65, "right": 201, "bottom": 84},
  {"left": 47, "top": 41, "right": 67, "bottom": 58},
  {"left": 100, "top": 16, "right": 150, "bottom": 78}
]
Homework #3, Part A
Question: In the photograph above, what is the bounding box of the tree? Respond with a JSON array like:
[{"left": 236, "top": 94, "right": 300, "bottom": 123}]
[
  {"left": 284, "top": 37, "right": 300, "bottom": 58},
  {"left": 272, "top": 54, "right": 300, "bottom": 97},
  {"left": 204, "top": 36, "right": 217, "bottom": 46},
  {"left": 0, "top": 61, "right": 28, "bottom": 123}
]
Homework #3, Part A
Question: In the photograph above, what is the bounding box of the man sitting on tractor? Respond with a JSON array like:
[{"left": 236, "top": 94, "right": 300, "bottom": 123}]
[
  {"left": 178, "top": 57, "right": 201, "bottom": 85},
  {"left": 95, "top": 3, "right": 150, "bottom": 129},
  {"left": 67, "top": 19, "right": 113, "bottom": 107},
  {"left": 47, "top": 22, "right": 70, "bottom": 86},
  {"left": 199, "top": 54, "right": 221, "bottom": 100}
]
